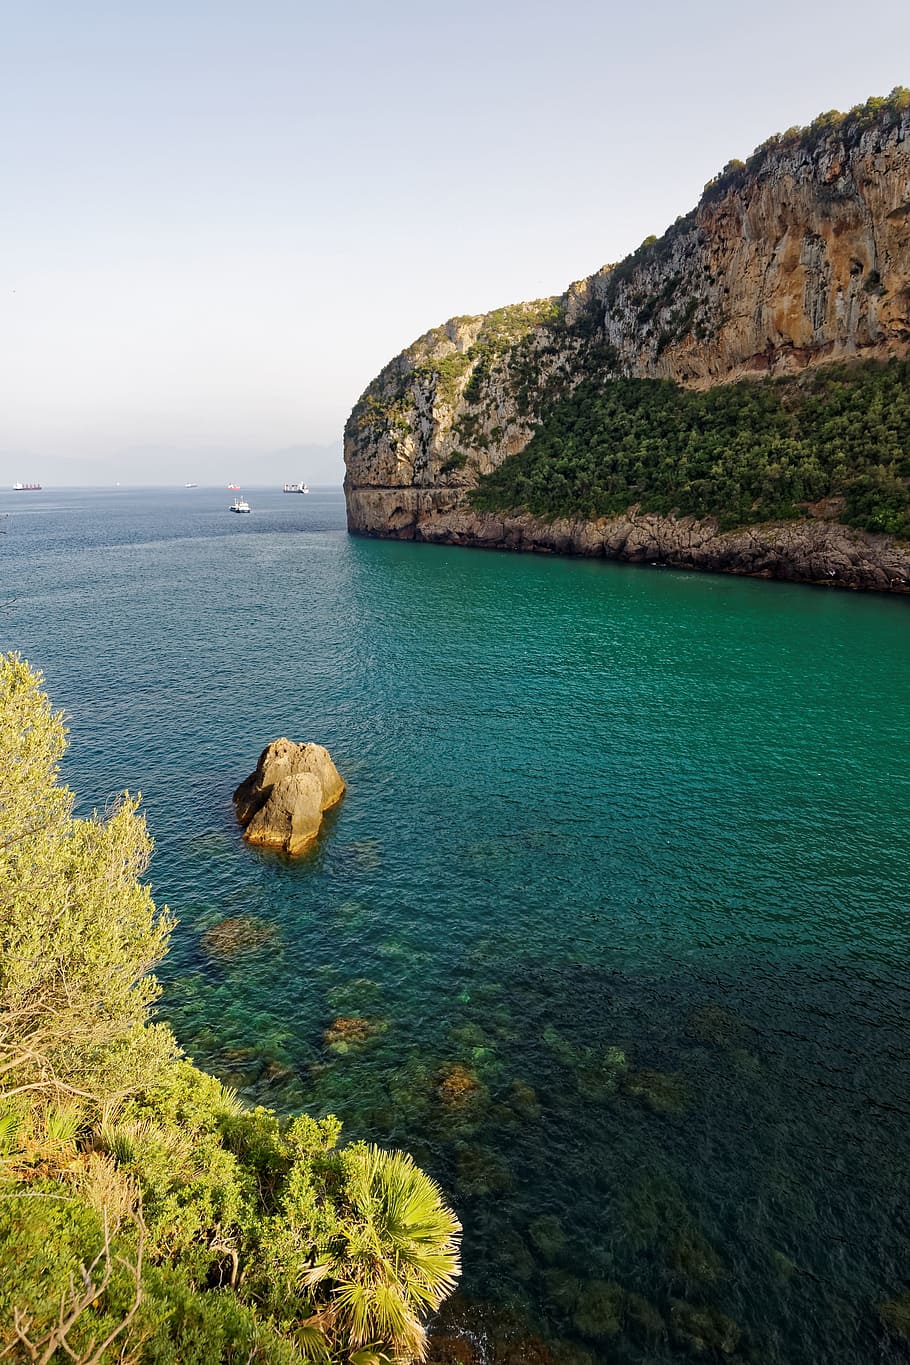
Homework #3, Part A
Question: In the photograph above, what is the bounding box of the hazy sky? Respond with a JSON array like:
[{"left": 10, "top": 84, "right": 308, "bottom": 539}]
[{"left": 3, "top": 0, "right": 909, "bottom": 484}]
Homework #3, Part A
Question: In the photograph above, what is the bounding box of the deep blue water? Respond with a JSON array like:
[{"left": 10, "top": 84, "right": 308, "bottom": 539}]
[{"left": 2, "top": 486, "right": 909, "bottom": 1364}]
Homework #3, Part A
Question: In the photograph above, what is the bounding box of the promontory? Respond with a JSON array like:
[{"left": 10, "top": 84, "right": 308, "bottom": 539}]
[{"left": 344, "top": 91, "right": 910, "bottom": 592}]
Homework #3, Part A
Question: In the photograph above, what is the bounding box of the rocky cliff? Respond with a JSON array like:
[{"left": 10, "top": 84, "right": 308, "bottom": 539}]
[{"left": 344, "top": 93, "right": 910, "bottom": 591}]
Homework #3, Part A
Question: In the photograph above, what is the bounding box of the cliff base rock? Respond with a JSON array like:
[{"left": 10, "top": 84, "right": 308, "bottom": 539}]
[{"left": 348, "top": 492, "right": 910, "bottom": 593}]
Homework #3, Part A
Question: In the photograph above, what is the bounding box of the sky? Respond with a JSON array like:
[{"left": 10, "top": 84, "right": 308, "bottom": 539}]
[{"left": 2, "top": 0, "right": 909, "bottom": 486}]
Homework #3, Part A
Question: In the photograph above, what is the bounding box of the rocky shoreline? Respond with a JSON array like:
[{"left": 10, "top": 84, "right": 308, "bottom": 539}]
[{"left": 346, "top": 488, "right": 910, "bottom": 593}]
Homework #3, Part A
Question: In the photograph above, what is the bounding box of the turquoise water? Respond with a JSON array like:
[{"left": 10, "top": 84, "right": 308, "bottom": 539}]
[{"left": 2, "top": 486, "right": 909, "bottom": 1363}]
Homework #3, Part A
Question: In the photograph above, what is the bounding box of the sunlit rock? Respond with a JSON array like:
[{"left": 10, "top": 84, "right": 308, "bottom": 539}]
[{"left": 233, "top": 737, "right": 345, "bottom": 855}]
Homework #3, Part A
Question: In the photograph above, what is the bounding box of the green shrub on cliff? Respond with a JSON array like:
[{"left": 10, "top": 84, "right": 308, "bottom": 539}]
[
  {"left": 469, "top": 358, "right": 910, "bottom": 536},
  {"left": 0, "top": 654, "right": 461, "bottom": 1364},
  {"left": 702, "top": 87, "right": 910, "bottom": 201}
]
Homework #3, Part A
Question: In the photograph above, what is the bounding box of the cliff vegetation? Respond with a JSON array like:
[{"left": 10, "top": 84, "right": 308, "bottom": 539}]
[{"left": 470, "top": 357, "right": 910, "bottom": 536}]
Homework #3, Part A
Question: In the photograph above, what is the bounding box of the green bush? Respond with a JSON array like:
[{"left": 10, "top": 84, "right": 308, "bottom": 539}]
[
  {"left": 440, "top": 451, "right": 468, "bottom": 475},
  {"left": 470, "top": 359, "right": 910, "bottom": 537}
]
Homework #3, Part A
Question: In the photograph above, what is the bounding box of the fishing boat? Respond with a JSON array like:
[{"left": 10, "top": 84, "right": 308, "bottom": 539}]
[
  {"left": 282, "top": 481, "right": 309, "bottom": 494},
  {"left": 227, "top": 482, "right": 240, "bottom": 490},
  {"left": 230, "top": 497, "right": 251, "bottom": 514},
  {"left": 13, "top": 481, "right": 41, "bottom": 491}
]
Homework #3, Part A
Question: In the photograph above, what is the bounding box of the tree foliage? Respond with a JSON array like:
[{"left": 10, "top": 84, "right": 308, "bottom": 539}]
[
  {"left": 0, "top": 656, "right": 461, "bottom": 1364},
  {"left": 0, "top": 655, "right": 176, "bottom": 1112},
  {"left": 469, "top": 359, "right": 910, "bottom": 537}
]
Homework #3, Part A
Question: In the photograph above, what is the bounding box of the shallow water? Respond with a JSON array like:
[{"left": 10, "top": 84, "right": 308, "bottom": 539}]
[{"left": 2, "top": 486, "right": 909, "bottom": 1363}]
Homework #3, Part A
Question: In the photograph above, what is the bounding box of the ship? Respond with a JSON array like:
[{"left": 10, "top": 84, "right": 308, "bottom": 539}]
[
  {"left": 282, "top": 481, "right": 310, "bottom": 494},
  {"left": 13, "top": 481, "right": 41, "bottom": 491}
]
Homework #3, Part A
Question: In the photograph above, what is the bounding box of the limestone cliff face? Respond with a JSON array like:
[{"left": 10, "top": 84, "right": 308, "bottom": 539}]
[{"left": 344, "top": 99, "right": 910, "bottom": 589}]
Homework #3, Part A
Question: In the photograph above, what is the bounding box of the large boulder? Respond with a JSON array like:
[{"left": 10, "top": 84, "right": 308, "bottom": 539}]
[{"left": 233, "top": 738, "right": 345, "bottom": 855}]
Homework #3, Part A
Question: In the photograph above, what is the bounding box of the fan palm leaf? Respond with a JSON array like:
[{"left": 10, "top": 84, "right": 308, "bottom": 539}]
[{"left": 317, "top": 1144, "right": 460, "bottom": 1360}]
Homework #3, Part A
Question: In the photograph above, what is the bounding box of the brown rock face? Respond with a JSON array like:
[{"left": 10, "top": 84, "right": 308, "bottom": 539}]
[
  {"left": 360, "top": 503, "right": 910, "bottom": 592},
  {"left": 233, "top": 738, "right": 345, "bottom": 855},
  {"left": 344, "top": 99, "right": 910, "bottom": 591}
]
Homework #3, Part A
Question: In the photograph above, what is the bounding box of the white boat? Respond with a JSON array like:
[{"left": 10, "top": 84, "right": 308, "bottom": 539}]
[
  {"left": 230, "top": 497, "right": 251, "bottom": 514},
  {"left": 13, "top": 481, "right": 41, "bottom": 491},
  {"left": 282, "top": 481, "right": 309, "bottom": 494}
]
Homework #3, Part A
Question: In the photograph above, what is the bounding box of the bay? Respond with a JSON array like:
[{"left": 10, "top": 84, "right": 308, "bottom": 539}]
[{"left": 2, "top": 485, "right": 909, "bottom": 1363}]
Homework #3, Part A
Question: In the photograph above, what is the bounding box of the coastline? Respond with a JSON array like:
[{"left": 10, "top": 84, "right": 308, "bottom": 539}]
[{"left": 344, "top": 489, "right": 910, "bottom": 594}]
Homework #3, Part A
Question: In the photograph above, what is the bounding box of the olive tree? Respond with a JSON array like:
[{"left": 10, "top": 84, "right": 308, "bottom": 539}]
[{"left": 0, "top": 653, "right": 176, "bottom": 1114}]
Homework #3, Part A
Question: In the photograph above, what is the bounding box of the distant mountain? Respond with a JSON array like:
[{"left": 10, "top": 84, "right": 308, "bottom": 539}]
[
  {"left": 0, "top": 452, "right": 111, "bottom": 488},
  {"left": 0, "top": 442, "right": 343, "bottom": 489},
  {"left": 344, "top": 90, "right": 910, "bottom": 593}
]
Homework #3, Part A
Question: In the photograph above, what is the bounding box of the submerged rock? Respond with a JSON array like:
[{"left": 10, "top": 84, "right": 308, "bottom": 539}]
[
  {"left": 425, "top": 1335, "right": 484, "bottom": 1365},
  {"left": 623, "top": 1292, "right": 666, "bottom": 1344},
  {"left": 233, "top": 737, "right": 345, "bottom": 855},
  {"left": 437, "top": 1063, "right": 486, "bottom": 1109},
  {"left": 541, "top": 1024, "right": 584, "bottom": 1067},
  {"left": 770, "top": 1250, "right": 798, "bottom": 1281},
  {"left": 326, "top": 977, "right": 381, "bottom": 1012},
  {"left": 449, "top": 1022, "right": 488, "bottom": 1051},
  {"left": 576, "top": 1046, "right": 628, "bottom": 1102},
  {"left": 543, "top": 1272, "right": 666, "bottom": 1347},
  {"left": 622, "top": 1068, "right": 691, "bottom": 1115},
  {"left": 498, "top": 1230, "right": 535, "bottom": 1282},
  {"left": 335, "top": 838, "right": 381, "bottom": 871},
  {"left": 455, "top": 1143, "right": 512, "bottom": 1197},
  {"left": 323, "top": 1015, "right": 387, "bottom": 1053},
  {"left": 528, "top": 1214, "right": 567, "bottom": 1262},
  {"left": 508, "top": 1080, "right": 543, "bottom": 1121},
  {"left": 431, "top": 1300, "right": 565, "bottom": 1365},
  {"left": 572, "top": 1280, "right": 625, "bottom": 1339},
  {"left": 541, "top": 1268, "right": 583, "bottom": 1311},
  {"left": 880, "top": 1289, "right": 910, "bottom": 1338},
  {"left": 687, "top": 1004, "right": 749, "bottom": 1048},
  {"left": 201, "top": 915, "right": 279, "bottom": 959},
  {"left": 617, "top": 1173, "right": 695, "bottom": 1253},
  {"left": 669, "top": 1301, "right": 740, "bottom": 1356},
  {"left": 669, "top": 1228, "right": 725, "bottom": 1285},
  {"left": 551, "top": 1348, "right": 595, "bottom": 1365}
]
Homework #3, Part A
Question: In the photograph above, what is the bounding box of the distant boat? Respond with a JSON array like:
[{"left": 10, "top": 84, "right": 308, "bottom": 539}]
[
  {"left": 12, "top": 481, "right": 41, "bottom": 491},
  {"left": 227, "top": 482, "right": 240, "bottom": 490},
  {"left": 185, "top": 482, "right": 198, "bottom": 489},
  {"left": 230, "top": 497, "right": 251, "bottom": 514},
  {"left": 282, "top": 482, "right": 310, "bottom": 494}
]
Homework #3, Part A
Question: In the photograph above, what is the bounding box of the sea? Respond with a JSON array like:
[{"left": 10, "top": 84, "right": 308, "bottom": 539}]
[{"left": 2, "top": 484, "right": 909, "bottom": 1364}]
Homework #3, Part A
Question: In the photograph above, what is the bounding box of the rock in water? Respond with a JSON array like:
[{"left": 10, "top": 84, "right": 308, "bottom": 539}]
[{"left": 233, "top": 738, "right": 345, "bottom": 855}]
